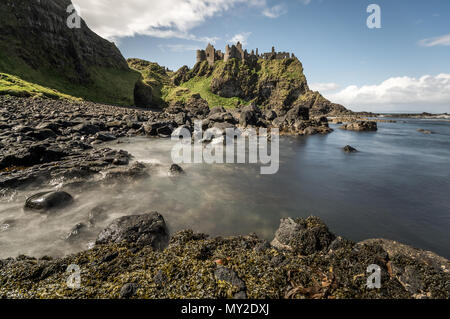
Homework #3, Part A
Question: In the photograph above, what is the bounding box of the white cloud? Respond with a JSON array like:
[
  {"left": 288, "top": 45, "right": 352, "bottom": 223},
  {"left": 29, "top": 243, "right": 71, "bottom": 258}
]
[
  {"left": 158, "top": 44, "right": 202, "bottom": 53},
  {"left": 419, "top": 33, "right": 450, "bottom": 47},
  {"left": 72, "top": 0, "right": 277, "bottom": 41},
  {"left": 326, "top": 74, "right": 450, "bottom": 113},
  {"left": 262, "top": 4, "right": 287, "bottom": 18},
  {"left": 229, "top": 32, "right": 252, "bottom": 45},
  {"left": 309, "top": 82, "right": 340, "bottom": 92},
  {"left": 299, "top": 0, "right": 311, "bottom": 5}
]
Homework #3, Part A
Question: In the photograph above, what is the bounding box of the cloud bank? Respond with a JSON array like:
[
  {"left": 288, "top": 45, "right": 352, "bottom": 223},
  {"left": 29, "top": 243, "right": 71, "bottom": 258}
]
[
  {"left": 229, "top": 32, "right": 252, "bottom": 45},
  {"left": 262, "top": 4, "right": 288, "bottom": 18},
  {"left": 73, "top": 0, "right": 277, "bottom": 41},
  {"left": 419, "top": 33, "right": 450, "bottom": 47},
  {"left": 325, "top": 74, "right": 450, "bottom": 113}
]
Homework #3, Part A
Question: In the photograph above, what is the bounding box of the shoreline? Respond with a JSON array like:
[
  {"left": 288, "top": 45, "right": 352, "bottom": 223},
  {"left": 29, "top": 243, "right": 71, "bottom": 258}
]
[{"left": 1, "top": 95, "right": 449, "bottom": 299}]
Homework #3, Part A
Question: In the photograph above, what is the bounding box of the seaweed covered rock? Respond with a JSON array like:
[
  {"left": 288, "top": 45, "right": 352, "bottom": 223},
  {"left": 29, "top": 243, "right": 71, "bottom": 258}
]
[
  {"left": 271, "top": 216, "right": 336, "bottom": 255},
  {"left": 96, "top": 212, "right": 169, "bottom": 250},
  {"left": 358, "top": 239, "right": 450, "bottom": 298}
]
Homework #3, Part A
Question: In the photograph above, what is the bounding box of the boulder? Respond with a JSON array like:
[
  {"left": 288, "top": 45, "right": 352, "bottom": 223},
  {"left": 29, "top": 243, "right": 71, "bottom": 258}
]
[
  {"left": 285, "top": 105, "right": 310, "bottom": 123},
  {"left": 96, "top": 212, "right": 169, "bottom": 250},
  {"left": 120, "top": 283, "right": 139, "bottom": 299},
  {"left": 271, "top": 216, "right": 336, "bottom": 255},
  {"left": 73, "top": 123, "right": 100, "bottom": 135},
  {"left": 343, "top": 145, "right": 358, "bottom": 153},
  {"left": 340, "top": 121, "right": 377, "bottom": 132},
  {"left": 239, "top": 110, "right": 258, "bottom": 127},
  {"left": 24, "top": 191, "right": 74, "bottom": 212},
  {"left": 94, "top": 132, "right": 117, "bottom": 142},
  {"left": 214, "top": 266, "right": 246, "bottom": 298},
  {"left": 103, "top": 162, "right": 148, "bottom": 181},
  {"left": 168, "top": 164, "right": 185, "bottom": 177}
]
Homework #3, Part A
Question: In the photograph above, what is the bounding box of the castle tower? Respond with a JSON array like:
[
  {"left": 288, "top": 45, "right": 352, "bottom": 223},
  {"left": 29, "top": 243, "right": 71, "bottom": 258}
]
[
  {"left": 196, "top": 50, "right": 206, "bottom": 63},
  {"left": 205, "top": 43, "right": 216, "bottom": 66}
]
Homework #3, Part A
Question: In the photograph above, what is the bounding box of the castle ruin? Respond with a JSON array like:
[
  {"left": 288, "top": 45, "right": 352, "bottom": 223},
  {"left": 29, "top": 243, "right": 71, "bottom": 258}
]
[{"left": 196, "top": 42, "right": 296, "bottom": 66}]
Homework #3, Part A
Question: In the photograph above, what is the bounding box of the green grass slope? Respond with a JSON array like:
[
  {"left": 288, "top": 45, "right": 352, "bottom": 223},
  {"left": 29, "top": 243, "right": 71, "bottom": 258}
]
[{"left": 0, "top": 73, "right": 80, "bottom": 101}]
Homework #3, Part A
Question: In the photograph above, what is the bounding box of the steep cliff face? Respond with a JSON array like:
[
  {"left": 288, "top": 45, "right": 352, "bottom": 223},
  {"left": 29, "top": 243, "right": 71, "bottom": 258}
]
[{"left": 0, "top": 0, "right": 139, "bottom": 105}]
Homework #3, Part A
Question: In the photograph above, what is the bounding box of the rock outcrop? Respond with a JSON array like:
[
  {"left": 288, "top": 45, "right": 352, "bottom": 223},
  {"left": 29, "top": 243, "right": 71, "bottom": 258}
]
[{"left": 0, "top": 0, "right": 139, "bottom": 105}]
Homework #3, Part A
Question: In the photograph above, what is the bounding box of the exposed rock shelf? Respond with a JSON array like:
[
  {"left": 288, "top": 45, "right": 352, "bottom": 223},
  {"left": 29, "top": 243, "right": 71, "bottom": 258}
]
[{"left": 0, "top": 214, "right": 448, "bottom": 299}]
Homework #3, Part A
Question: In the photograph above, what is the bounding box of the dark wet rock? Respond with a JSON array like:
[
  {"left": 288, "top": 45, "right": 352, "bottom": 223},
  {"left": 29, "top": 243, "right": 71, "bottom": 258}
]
[
  {"left": 303, "top": 126, "right": 319, "bottom": 135},
  {"left": 240, "top": 110, "right": 258, "bottom": 127},
  {"left": 417, "top": 129, "right": 433, "bottom": 134},
  {"left": 73, "top": 123, "right": 100, "bottom": 135},
  {"left": 168, "top": 164, "right": 185, "bottom": 177},
  {"left": 143, "top": 121, "right": 175, "bottom": 137},
  {"left": 65, "top": 223, "right": 89, "bottom": 242},
  {"left": 214, "top": 266, "right": 246, "bottom": 297},
  {"left": 343, "top": 145, "right": 358, "bottom": 153},
  {"left": 271, "top": 216, "right": 336, "bottom": 255},
  {"left": 264, "top": 110, "right": 277, "bottom": 121},
  {"left": 0, "top": 144, "right": 67, "bottom": 170},
  {"left": 340, "top": 121, "right": 378, "bottom": 132},
  {"left": 120, "top": 283, "right": 139, "bottom": 298},
  {"left": 96, "top": 212, "right": 169, "bottom": 250},
  {"left": 285, "top": 105, "right": 310, "bottom": 123},
  {"left": 103, "top": 162, "right": 148, "bottom": 181},
  {"left": 24, "top": 191, "right": 74, "bottom": 212},
  {"left": 26, "top": 129, "right": 57, "bottom": 141},
  {"left": 94, "top": 132, "right": 117, "bottom": 142}
]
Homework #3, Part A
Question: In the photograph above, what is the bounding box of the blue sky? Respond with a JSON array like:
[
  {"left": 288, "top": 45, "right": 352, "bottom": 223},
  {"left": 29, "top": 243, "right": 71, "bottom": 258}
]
[{"left": 74, "top": 0, "right": 450, "bottom": 112}]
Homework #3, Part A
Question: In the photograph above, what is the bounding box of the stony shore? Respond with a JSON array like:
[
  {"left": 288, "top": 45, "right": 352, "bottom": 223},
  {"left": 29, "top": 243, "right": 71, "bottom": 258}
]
[
  {"left": 0, "top": 94, "right": 338, "bottom": 191},
  {"left": 1, "top": 95, "right": 448, "bottom": 299}
]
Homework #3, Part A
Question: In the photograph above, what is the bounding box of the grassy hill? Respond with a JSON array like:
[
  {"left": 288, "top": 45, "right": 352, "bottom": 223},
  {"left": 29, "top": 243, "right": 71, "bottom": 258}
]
[
  {"left": 0, "top": 73, "right": 80, "bottom": 101},
  {"left": 0, "top": 0, "right": 140, "bottom": 106}
]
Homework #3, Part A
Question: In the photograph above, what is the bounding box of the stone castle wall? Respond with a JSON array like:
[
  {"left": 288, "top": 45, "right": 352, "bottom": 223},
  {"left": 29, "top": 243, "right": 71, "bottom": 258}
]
[{"left": 197, "top": 43, "right": 295, "bottom": 66}]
